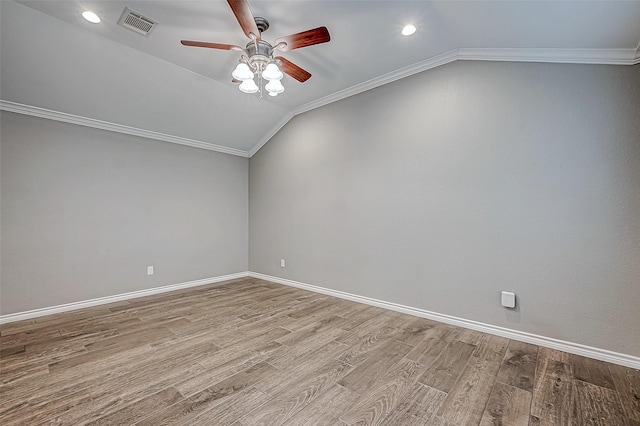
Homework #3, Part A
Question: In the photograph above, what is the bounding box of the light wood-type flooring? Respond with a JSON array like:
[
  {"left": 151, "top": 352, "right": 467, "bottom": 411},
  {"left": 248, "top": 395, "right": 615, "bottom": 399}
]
[{"left": 1, "top": 278, "right": 638, "bottom": 425}]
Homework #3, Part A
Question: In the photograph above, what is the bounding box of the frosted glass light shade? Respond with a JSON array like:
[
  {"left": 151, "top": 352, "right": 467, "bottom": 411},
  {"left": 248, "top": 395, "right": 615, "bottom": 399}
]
[
  {"left": 265, "top": 79, "right": 284, "bottom": 94},
  {"left": 239, "top": 79, "right": 259, "bottom": 93},
  {"left": 262, "top": 63, "right": 283, "bottom": 81},
  {"left": 232, "top": 63, "right": 254, "bottom": 81}
]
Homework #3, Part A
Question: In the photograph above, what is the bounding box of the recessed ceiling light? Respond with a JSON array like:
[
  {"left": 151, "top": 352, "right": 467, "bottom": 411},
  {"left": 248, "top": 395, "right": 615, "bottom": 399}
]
[
  {"left": 401, "top": 24, "right": 416, "bottom": 36},
  {"left": 82, "top": 11, "right": 101, "bottom": 24}
]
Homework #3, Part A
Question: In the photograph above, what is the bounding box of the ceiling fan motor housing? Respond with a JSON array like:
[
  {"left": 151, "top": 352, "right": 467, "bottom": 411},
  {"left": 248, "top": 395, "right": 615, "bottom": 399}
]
[{"left": 245, "top": 40, "right": 273, "bottom": 70}]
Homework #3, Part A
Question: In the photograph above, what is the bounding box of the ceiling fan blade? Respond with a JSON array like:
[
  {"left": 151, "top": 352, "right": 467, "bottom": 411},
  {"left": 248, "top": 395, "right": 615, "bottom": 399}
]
[
  {"left": 276, "top": 56, "right": 312, "bottom": 82},
  {"left": 227, "top": 0, "right": 261, "bottom": 40},
  {"left": 274, "top": 27, "right": 330, "bottom": 52},
  {"left": 181, "top": 40, "right": 242, "bottom": 51}
]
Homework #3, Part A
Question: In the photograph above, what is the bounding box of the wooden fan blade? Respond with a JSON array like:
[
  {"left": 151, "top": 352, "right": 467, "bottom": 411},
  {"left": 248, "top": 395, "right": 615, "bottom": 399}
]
[
  {"left": 227, "top": 0, "right": 261, "bottom": 40},
  {"left": 274, "top": 27, "right": 330, "bottom": 52},
  {"left": 181, "top": 40, "right": 242, "bottom": 51},
  {"left": 276, "top": 56, "right": 312, "bottom": 82}
]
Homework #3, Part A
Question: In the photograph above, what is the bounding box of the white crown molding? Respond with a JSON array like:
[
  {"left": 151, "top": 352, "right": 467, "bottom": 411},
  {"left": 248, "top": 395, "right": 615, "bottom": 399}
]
[
  {"left": 249, "top": 272, "right": 640, "bottom": 369},
  {"left": 457, "top": 47, "right": 640, "bottom": 65},
  {"left": 0, "top": 272, "right": 250, "bottom": 324},
  {"left": 248, "top": 47, "right": 639, "bottom": 156},
  {"left": 292, "top": 50, "right": 459, "bottom": 117},
  {"left": 247, "top": 50, "right": 458, "bottom": 157},
  {"left": 290, "top": 47, "right": 639, "bottom": 117},
  {"left": 0, "top": 100, "right": 250, "bottom": 158},
  {"left": 3, "top": 46, "right": 637, "bottom": 159},
  {"left": 248, "top": 111, "right": 295, "bottom": 157}
]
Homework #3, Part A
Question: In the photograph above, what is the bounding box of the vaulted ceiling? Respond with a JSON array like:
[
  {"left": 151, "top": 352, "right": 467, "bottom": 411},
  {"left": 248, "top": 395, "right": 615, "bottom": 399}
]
[{"left": 1, "top": 1, "right": 639, "bottom": 156}]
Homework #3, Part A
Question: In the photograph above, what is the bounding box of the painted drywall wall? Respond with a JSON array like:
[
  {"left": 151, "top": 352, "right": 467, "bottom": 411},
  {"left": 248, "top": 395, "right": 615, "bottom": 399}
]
[
  {"left": 249, "top": 61, "right": 640, "bottom": 357},
  {"left": 1, "top": 112, "right": 248, "bottom": 315}
]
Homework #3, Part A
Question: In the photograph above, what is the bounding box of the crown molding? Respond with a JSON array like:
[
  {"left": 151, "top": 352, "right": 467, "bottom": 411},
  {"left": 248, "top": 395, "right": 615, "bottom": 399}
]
[
  {"left": 0, "top": 100, "right": 250, "bottom": 158},
  {"left": 292, "top": 50, "right": 459, "bottom": 117},
  {"left": 248, "top": 111, "right": 295, "bottom": 157},
  {"left": 247, "top": 50, "right": 458, "bottom": 157},
  {"left": 3, "top": 46, "right": 637, "bottom": 159},
  {"left": 290, "top": 48, "right": 639, "bottom": 119},
  {"left": 248, "top": 47, "right": 638, "bottom": 156},
  {"left": 457, "top": 47, "right": 640, "bottom": 65}
]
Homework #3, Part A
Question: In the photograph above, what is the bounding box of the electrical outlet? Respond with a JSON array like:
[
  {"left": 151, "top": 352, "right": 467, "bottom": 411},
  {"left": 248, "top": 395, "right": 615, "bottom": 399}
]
[
  {"left": 280, "top": 259, "right": 285, "bottom": 268},
  {"left": 501, "top": 291, "right": 516, "bottom": 308},
  {"left": 147, "top": 266, "right": 154, "bottom": 275}
]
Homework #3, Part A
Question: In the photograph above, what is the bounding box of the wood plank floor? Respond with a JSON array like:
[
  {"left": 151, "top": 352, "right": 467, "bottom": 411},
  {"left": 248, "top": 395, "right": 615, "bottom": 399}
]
[{"left": 1, "top": 278, "right": 638, "bottom": 425}]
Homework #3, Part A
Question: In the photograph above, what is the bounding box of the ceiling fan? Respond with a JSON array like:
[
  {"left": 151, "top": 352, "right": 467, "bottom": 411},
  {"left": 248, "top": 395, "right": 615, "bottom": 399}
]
[{"left": 181, "top": 0, "right": 330, "bottom": 97}]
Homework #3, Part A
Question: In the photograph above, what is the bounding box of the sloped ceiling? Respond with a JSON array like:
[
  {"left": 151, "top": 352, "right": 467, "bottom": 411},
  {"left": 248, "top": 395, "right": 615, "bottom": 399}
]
[{"left": 1, "top": 1, "right": 639, "bottom": 157}]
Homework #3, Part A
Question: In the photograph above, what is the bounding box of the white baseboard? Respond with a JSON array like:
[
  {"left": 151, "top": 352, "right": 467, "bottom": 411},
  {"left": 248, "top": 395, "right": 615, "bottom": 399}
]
[
  {"left": 3, "top": 270, "right": 637, "bottom": 369},
  {"left": 0, "top": 272, "right": 250, "bottom": 324},
  {"left": 249, "top": 272, "right": 640, "bottom": 369}
]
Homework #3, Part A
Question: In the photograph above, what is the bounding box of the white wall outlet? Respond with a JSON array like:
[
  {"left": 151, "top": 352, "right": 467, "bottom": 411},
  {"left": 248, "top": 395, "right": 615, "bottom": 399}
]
[
  {"left": 501, "top": 291, "right": 516, "bottom": 308},
  {"left": 147, "top": 266, "right": 154, "bottom": 275},
  {"left": 280, "top": 259, "right": 285, "bottom": 268}
]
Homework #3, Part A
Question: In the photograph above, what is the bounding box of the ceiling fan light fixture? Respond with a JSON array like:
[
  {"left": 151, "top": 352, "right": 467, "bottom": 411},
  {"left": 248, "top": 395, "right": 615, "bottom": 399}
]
[
  {"left": 82, "top": 11, "right": 101, "bottom": 24},
  {"left": 402, "top": 24, "right": 416, "bottom": 36},
  {"left": 262, "top": 63, "right": 283, "bottom": 81},
  {"left": 268, "top": 91, "right": 278, "bottom": 97},
  {"left": 181, "top": 0, "right": 331, "bottom": 96},
  {"left": 265, "top": 79, "right": 284, "bottom": 94},
  {"left": 232, "top": 63, "right": 254, "bottom": 81},
  {"left": 239, "top": 79, "right": 259, "bottom": 93}
]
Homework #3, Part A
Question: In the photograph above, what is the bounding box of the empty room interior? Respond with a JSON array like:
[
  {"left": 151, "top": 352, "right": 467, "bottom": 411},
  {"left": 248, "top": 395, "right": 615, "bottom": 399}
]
[{"left": 1, "top": 1, "right": 639, "bottom": 425}]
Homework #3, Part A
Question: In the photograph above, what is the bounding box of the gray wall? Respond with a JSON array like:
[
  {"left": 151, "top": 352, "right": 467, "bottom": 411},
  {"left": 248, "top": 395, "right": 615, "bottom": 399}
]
[
  {"left": 250, "top": 61, "right": 640, "bottom": 357},
  {"left": 1, "top": 112, "right": 248, "bottom": 315}
]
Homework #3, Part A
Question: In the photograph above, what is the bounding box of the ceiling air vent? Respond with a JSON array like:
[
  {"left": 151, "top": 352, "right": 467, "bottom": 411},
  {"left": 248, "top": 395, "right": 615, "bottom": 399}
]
[{"left": 117, "top": 7, "right": 157, "bottom": 36}]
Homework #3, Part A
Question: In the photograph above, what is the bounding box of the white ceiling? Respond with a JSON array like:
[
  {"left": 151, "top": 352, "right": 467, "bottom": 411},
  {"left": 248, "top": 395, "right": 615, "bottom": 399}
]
[{"left": 1, "top": 1, "right": 639, "bottom": 156}]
